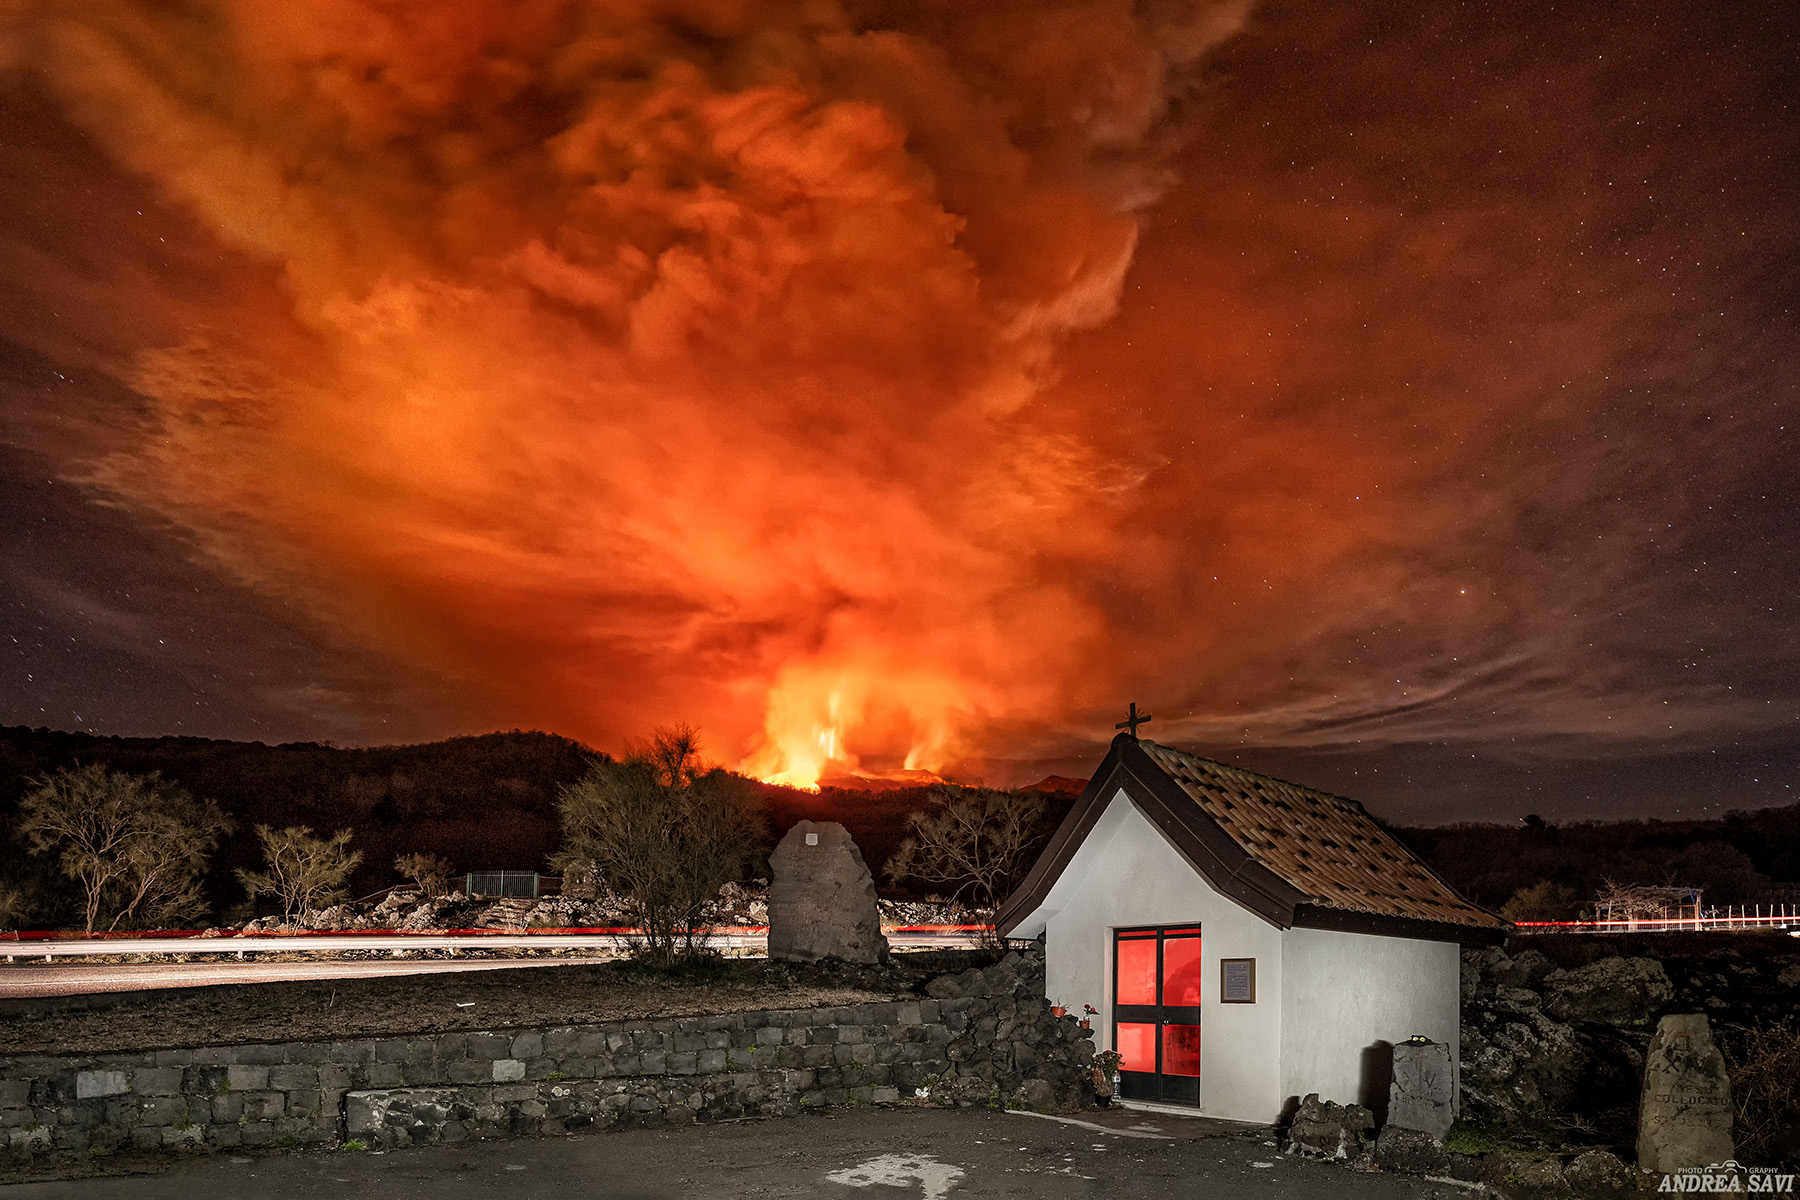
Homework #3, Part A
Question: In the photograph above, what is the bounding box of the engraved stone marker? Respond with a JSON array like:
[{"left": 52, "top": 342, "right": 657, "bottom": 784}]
[
  {"left": 767, "top": 820, "right": 889, "bottom": 964},
  {"left": 1387, "top": 1038, "right": 1455, "bottom": 1139},
  {"left": 1638, "top": 1013, "right": 1735, "bottom": 1174}
]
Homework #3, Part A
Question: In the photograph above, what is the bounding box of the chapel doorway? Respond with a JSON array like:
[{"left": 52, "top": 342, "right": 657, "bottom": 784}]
[{"left": 1112, "top": 924, "right": 1202, "bottom": 1105}]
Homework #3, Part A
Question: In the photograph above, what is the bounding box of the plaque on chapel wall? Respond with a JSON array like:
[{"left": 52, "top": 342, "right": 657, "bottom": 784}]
[{"left": 1221, "top": 958, "right": 1256, "bottom": 1003}]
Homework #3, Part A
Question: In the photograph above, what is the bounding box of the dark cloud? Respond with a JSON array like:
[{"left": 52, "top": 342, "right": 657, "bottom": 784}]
[{"left": 1, "top": 0, "right": 1796, "bottom": 819}]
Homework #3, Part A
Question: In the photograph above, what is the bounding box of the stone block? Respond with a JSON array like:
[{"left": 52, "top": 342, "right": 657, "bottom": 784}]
[
  {"left": 445, "top": 1061, "right": 490, "bottom": 1085},
  {"left": 240, "top": 1091, "right": 285, "bottom": 1121},
  {"left": 1639, "top": 1013, "right": 1735, "bottom": 1174},
  {"left": 1387, "top": 1040, "right": 1454, "bottom": 1138},
  {"left": 468, "top": 1034, "right": 512, "bottom": 1060},
  {"left": 0, "top": 1079, "right": 30, "bottom": 1106},
  {"left": 328, "top": 1041, "right": 375, "bottom": 1064},
  {"left": 227, "top": 1064, "right": 269, "bottom": 1092},
  {"left": 131, "top": 1068, "right": 184, "bottom": 1096},
  {"left": 76, "top": 1070, "right": 129, "bottom": 1099},
  {"left": 492, "top": 1060, "right": 526, "bottom": 1083},
  {"left": 135, "top": 1096, "right": 190, "bottom": 1126},
  {"left": 162, "top": 1123, "right": 204, "bottom": 1147},
  {"left": 543, "top": 1029, "right": 584, "bottom": 1057},
  {"left": 511, "top": 1033, "right": 544, "bottom": 1059},
  {"left": 284, "top": 1042, "right": 332, "bottom": 1064},
  {"left": 234, "top": 1044, "right": 286, "bottom": 1066},
  {"left": 767, "top": 821, "right": 889, "bottom": 964},
  {"left": 284, "top": 1090, "right": 324, "bottom": 1118},
  {"left": 267, "top": 1064, "right": 318, "bottom": 1092}
]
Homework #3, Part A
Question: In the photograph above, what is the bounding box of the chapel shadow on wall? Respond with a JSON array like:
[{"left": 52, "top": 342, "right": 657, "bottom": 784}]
[{"left": 1359, "top": 1039, "right": 1394, "bottom": 1127}]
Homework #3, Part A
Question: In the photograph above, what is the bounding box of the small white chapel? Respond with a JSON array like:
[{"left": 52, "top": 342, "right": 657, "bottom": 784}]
[{"left": 997, "top": 723, "right": 1507, "bottom": 1124}]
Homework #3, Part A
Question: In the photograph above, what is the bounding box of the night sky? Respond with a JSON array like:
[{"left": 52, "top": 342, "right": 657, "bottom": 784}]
[{"left": 2, "top": 1, "right": 1796, "bottom": 824}]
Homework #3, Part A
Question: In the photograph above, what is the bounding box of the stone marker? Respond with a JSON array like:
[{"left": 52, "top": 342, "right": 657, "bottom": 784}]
[
  {"left": 1638, "top": 1013, "right": 1735, "bottom": 1174},
  {"left": 767, "top": 820, "right": 889, "bottom": 964},
  {"left": 1387, "top": 1038, "right": 1455, "bottom": 1138}
]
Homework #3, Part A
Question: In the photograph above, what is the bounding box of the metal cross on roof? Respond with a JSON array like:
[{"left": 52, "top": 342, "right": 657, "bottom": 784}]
[{"left": 1115, "top": 702, "right": 1153, "bottom": 738}]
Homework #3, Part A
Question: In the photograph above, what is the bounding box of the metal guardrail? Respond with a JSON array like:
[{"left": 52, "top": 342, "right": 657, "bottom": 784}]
[{"left": 1, "top": 925, "right": 994, "bottom": 961}]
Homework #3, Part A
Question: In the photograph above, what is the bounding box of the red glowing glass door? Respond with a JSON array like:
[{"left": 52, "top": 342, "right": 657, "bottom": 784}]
[{"left": 1112, "top": 925, "right": 1202, "bottom": 1105}]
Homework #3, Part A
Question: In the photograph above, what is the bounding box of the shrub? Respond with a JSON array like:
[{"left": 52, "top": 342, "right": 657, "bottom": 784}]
[
  {"left": 393, "top": 851, "right": 456, "bottom": 899},
  {"left": 556, "top": 726, "right": 766, "bottom": 964},
  {"left": 1718, "top": 1018, "right": 1800, "bottom": 1167},
  {"left": 238, "top": 825, "right": 363, "bottom": 923}
]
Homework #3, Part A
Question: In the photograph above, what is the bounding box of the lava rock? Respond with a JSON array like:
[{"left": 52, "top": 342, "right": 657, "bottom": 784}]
[
  {"left": 1374, "top": 1126, "right": 1451, "bottom": 1176},
  {"left": 1562, "top": 1149, "right": 1636, "bottom": 1198},
  {"left": 1542, "top": 957, "right": 1672, "bottom": 1026},
  {"left": 1283, "top": 1093, "right": 1374, "bottom": 1162}
]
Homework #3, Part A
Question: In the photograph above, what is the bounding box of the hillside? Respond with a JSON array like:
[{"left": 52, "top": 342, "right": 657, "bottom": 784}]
[
  {"left": 0, "top": 726, "right": 599, "bottom": 926},
  {"left": 0, "top": 726, "right": 1077, "bottom": 928}
]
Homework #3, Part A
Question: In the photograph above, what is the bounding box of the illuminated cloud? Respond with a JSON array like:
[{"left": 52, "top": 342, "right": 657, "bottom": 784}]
[{"left": 3, "top": 0, "right": 1793, "bottom": 812}]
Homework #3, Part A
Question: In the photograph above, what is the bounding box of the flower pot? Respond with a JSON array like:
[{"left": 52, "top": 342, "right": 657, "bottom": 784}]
[
  {"left": 1050, "top": 1006, "right": 1066, "bottom": 1017},
  {"left": 1079, "top": 1018, "right": 1091, "bottom": 1029}
]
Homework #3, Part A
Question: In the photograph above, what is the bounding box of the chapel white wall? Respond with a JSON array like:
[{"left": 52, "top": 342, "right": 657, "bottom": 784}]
[
  {"left": 1035, "top": 788, "right": 1286, "bottom": 1123},
  {"left": 1278, "top": 927, "right": 1460, "bottom": 1117}
]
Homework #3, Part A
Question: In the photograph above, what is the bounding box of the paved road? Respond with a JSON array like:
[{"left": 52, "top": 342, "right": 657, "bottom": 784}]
[
  {"left": 0, "top": 958, "right": 589, "bottom": 998},
  {"left": 6, "top": 1105, "right": 1478, "bottom": 1199}
]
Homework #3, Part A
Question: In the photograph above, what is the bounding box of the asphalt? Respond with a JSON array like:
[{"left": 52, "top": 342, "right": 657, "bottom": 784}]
[{"left": 3, "top": 1104, "right": 1482, "bottom": 1199}]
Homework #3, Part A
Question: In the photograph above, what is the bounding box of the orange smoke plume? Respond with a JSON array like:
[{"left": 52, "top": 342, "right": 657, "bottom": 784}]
[{"left": 4, "top": 0, "right": 1250, "bottom": 785}]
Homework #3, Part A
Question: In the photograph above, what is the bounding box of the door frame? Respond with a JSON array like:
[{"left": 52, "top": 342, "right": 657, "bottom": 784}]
[{"left": 1111, "top": 923, "right": 1203, "bottom": 1106}]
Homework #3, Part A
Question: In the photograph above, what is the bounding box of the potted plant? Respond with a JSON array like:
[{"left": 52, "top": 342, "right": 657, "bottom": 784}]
[
  {"left": 1081, "top": 1003, "right": 1098, "bottom": 1029},
  {"left": 1050, "top": 1000, "right": 1068, "bottom": 1017}
]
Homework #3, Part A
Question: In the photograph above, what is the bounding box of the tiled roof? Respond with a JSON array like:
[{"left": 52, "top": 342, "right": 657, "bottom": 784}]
[{"left": 1137, "top": 740, "right": 1506, "bottom": 931}]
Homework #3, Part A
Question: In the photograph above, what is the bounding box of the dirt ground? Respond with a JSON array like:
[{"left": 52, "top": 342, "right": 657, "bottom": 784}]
[{"left": 0, "top": 952, "right": 989, "bottom": 1056}]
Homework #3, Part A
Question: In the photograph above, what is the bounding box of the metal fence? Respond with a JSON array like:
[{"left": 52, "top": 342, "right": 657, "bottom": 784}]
[
  {"left": 1514, "top": 903, "right": 1800, "bottom": 935},
  {"left": 465, "top": 871, "right": 542, "bottom": 899}
]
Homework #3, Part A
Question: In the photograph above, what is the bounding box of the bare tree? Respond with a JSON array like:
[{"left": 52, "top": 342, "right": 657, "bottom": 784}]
[
  {"left": 393, "top": 851, "right": 456, "bottom": 899},
  {"left": 17, "top": 764, "right": 232, "bottom": 934},
  {"left": 885, "top": 786, "right": 1049, "bottom": 913},
  {"left": 238, "top": 825, "right": 362, "bottom": 923},
  {"left": 556, "top": 726, "right": 765, "bottom": 963}
]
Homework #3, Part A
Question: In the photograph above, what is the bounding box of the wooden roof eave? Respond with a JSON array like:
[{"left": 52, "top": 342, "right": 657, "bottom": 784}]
[
  {"left": 997, "top": 734, "right": 1311, "bottom": 936},
  {"left": 1292, "top": 902, "right": 1511, "bottom": 947}
]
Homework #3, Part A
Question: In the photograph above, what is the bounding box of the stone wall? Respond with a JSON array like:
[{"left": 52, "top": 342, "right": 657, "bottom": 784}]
[{"left": 2, "top": 952, "right": 1094, "bottom": 1160}]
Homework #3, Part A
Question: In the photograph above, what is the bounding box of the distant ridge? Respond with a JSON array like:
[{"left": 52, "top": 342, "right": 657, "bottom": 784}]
[{"left": 1020, "top": 774, "right": 1089, "bottom": 798}]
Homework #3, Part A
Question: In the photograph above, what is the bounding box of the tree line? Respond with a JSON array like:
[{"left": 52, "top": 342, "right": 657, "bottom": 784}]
[{"left": 1, "top": 725, "right": 1066, "bottom": 958}]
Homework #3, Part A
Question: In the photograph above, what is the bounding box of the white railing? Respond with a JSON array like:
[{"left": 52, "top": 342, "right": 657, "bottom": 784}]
[{"left": 1514, "top": 903, "right": 1800, "bottom": 934}]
